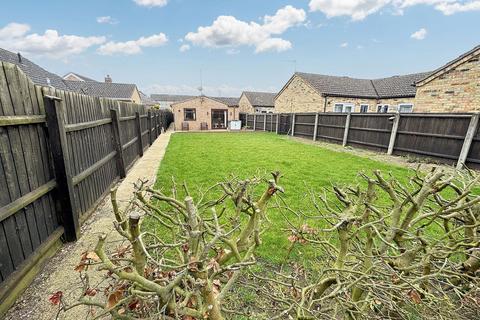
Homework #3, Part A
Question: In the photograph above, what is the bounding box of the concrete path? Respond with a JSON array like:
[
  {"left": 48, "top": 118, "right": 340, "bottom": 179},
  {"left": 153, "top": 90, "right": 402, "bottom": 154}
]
[{"left": 5, "top": 129, "right": 173, "bottom": 320}]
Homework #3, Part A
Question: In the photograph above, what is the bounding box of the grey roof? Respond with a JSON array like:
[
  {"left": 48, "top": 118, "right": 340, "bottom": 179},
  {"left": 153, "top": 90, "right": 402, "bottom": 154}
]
[
  {"left": 139, "top": 91, "right": 157, "bottom": 106},
  {"left": 0, "top": 47, "right": 69, "bottom": 90},
  {"left": 209, "top": 96, "right": 239, "bottom": 107},
  {"left": 296, "top": 72, "right": 377, "bottom": 98},
  {"left": 372, "top": 72, "right": 432, "bottom": 98},
  {"left": 296, "top": 71, "right": 432, "bottom": 99},
  {"left": 63, "top": 72, "right": 97, "bottom": 82},
  {"left": 151, "top": 94, "right": 196, "bottom": 102},
  {"left": 64, "top": 80, "right": 137, "bottom": 100},
  {"left": 243, "top": 91, "right": 276, "bottom": 107}
]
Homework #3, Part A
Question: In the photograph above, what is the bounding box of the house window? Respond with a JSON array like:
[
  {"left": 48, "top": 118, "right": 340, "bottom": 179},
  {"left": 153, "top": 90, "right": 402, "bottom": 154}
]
[
  {"left": 334, "top": 103, "right": 355, "bottom": 113},
  {"left": 360, "top": 104, "right": 369, "bottom": 113},
  {"left": 398, "top": 104, "right": 413, "bottom": 113},
  {"left": 377, "top": 105, "right": 389, "bottom": 113},
  {"left": 184, "top": 108, "right": 196, "bottom": 121}
]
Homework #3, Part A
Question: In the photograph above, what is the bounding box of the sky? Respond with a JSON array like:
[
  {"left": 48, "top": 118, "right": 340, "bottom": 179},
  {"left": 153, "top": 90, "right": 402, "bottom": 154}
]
[{"left": 0, "top": 0, "right": 478, "bottom": 97}]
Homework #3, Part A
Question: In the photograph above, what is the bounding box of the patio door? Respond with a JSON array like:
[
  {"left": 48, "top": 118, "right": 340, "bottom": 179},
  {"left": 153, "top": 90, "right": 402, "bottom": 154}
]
[{"left": 211, "top": 109, "right": 228, "bottom": 129}]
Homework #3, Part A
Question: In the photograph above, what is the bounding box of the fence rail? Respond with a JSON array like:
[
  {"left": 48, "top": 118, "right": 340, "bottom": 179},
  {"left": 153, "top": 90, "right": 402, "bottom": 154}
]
[
  {"left": 240, "top": 111, "right": 480, "bottom": 169},
  {"left": 0, "top": 62, "right": 173, "bottom": 316}
]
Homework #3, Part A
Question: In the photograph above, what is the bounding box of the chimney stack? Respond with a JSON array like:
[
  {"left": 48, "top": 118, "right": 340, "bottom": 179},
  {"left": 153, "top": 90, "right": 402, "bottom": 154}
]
[
  {"left": 17, "top": 52, "right": 22, "bottom": 63},
  {"left": 105, "top": 75, "right": 112, "bottom": 83}
]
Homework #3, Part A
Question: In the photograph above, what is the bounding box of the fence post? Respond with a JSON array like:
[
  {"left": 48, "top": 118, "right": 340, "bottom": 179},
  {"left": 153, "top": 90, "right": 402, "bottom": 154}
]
[
  {"left": 457, "top": 113, "right": 479, "bottom": 169},
  {"left": 156, "top": 113, "right": 160, "bottom": 137},
  {"left": 253, "top": 114, "right": 256, "bottom": 131},
  {"left": 313, "top": 113, "right": 319, "bottom": 141},
  {"left": 291, "top": 113, "right": 296, "bottom": 136},
  {"left": 342, "top": 112, "right": 351, "bottom": 147},
  {"left": 148, "top": 110, "right": 153, "bottom": 145},
  {"left": 387, "top": 113, "right": 401, "bottom": 155},
  {"left": 275, "top": 114, "right": 279, "bottom": 134},
  {"left": 135, "top": 111, "right": 144, "bottom": 157},
  {"left": 264, "top": 115, "right": 267, "bottom": 131},
  {"left": 110, "top": 108, "right": 127, "bottom": 179},
  {"left": 270, "top": 114, "right": 273, "bottom": 132},
  {"left": 44, "top": 95, "right": 79, "bottom": 242}
]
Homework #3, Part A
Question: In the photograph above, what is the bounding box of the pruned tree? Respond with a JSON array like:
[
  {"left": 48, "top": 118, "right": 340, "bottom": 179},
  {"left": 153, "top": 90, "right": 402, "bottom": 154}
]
[
  {"left": 54, "top": 172, "right": 283, "bottom": 320},
  {"left": 259, "top": 167, "right": 480, "bottom": 319}
]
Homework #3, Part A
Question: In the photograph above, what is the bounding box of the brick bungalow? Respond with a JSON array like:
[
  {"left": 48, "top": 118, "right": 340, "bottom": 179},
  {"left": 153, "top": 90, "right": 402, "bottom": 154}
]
[
  {"left": 414, "top": 45, "right": 480, "bottom": 112},
  {"left": 275, "top": 45, "right": 479, "bottom": 114},
  {"left": 275, "top": 72, "right": 429, "bottom": 114},
  {"left": 238, "top": 91, "right": 276, "bottom": 113},
  {"left": 171, "top": 96, "right": 239, "bottom": 131},
  {"left": 63, "top": 73, "right": 142, "bottom": 104}
]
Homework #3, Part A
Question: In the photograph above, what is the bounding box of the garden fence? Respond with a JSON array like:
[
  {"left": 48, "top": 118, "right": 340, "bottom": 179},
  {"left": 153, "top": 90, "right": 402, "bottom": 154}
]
[
  {"left": 241, "top": 112, "right": 480, "bottom": 169},
  {"left": 0, "top": 61, "right": 173, "bottom": 315}
]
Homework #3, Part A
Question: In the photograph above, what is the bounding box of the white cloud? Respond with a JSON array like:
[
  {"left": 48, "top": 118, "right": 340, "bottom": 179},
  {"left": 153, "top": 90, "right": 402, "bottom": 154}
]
[
  {"left": 0, "top": 22, "right": 30, "bottom": 39},
  {"left": 184, "top": 5, "right": 306, "bottom": 53},
  {"left": 309, "top": 0, "right": 391, "bottom": 20},
  {"left": 434, "top": 0, "right": 480, "bottom": 14},
  {"left": 309, "top": 0, "right": 480, "bottom": 20},
  {"left": 97, "top": 16, "right": 118, "bottom": 25},
  {"left": 411, "top": 27, "right": 427, "bottom": 39},
  {"left": 133, "top": 0, "right": 168, "bottom": 7},
  {"left": 0, "top": 22, "right": 105, "bottom": 58},
  {"left": 97, "top": 33, "right": 168, "bottom": 55},
  {"left": 179, "top": 44, "right": 190, "bottom": 52},
  {"left": 340, "top": 42, "right": 349, "bottom": 47},
  {"left": 145, "top": 83, "right": 278, "bottom": 97}
]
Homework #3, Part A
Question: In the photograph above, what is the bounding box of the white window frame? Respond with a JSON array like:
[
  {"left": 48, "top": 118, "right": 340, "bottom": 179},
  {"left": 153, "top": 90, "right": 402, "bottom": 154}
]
[
  {"left": 377, "top": 104, "right": 389, "bottom": 113},
  {"left": 398, "top": 103, "right": 414, "bottom": 113},
  {"left": 360, "top": 104, "right": 369, "bottom": 113},
  {"left": 333, "top": 102, "right": 355, "bottom": 113}
]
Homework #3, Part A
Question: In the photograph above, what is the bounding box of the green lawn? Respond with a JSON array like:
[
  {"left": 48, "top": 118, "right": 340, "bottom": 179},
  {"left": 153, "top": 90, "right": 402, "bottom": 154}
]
[{"left": 153, "top": 132, "right": 412, "bottom": 264}]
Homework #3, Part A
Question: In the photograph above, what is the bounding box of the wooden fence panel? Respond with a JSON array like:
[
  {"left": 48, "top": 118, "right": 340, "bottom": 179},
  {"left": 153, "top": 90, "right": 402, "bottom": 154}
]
[
  {"left": 466, "top": 121, "right": 480, "bottom": 167},
  {"left": 278, "top": 114, "right": 291, "bottom": 135},
  {"left": 246, "top": 114, "right": 254, "bottom": 128},
  {"left": 255, "top": 114, "right": 265, "bottom": 130},
  {"left": 0, "top": 62, "right": 58, "bottom": 283},
  {"left": 239, "top": 113, "right": 247, "bottom": 128},
  {"left": 119, "top": 102, "right": 140, "bottom": 170},
  {"left": 293, "top": 113, "right": 315, "bottom": 138},
  {"left": 316, "top": 113, "right": 346, "bottom": 143},
  {"left": 394, "top": 114, "right": 470, "bottom": 163},
  {"left": 0, "top": 62, "right": 173, "bottom": 314},
  {"left": 348, "top": 114, "right": 393, "bottom": 151}
]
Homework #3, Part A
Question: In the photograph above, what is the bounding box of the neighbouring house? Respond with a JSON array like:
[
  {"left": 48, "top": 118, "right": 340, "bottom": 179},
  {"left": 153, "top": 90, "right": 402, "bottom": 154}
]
[
  {"left": 0, "top": 48, "right": 144, "bottom": 104},
  {"left": 62, "top": 72, "right": 97, "bottom": 82},
  {"left": 238, "top": 91, "right": 276, "bottom": 113},
  {"left": 139, "top": 91, "right": 159, "bottom": 107},
  {"left": 275, "top": 71, "right": 430, "bottom": 114},
  {"left": 275, "top": 45, "right": 480, "bottom": 114},
  {"left": 171, "top": 95, "right": 239, "bottom": 131},
  {"left": 414, "top": 45, "right": 480, "bottom": 112},
  {"left": 151, "top": 94, "right": 196, "bottom": 109},
  {"left": 0, "top": 48, "right": 69, "bottom": 90},
  {"left": 63, "top": 73, "right": 142, "bottom": 103}
]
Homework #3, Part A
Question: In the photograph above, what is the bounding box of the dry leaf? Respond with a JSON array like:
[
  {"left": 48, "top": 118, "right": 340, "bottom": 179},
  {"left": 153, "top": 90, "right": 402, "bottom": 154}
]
[
  {"left": 107, "top": 289, "right": 124, "bottom": 309},
  {"left": 407, "top": 289, "right": 422, "bottom": 304},
  {"left": 49, "top": 291, "right": 63, "bottom": 305}
]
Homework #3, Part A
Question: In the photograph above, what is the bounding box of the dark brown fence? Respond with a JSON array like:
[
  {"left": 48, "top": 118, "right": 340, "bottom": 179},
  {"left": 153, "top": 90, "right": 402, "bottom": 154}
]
[
  {"left": 0, "top": 62, "right": 173, "bottom": 315},
  {"left": 240, "top": 111, "right": 480, "bottom": 168}
]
